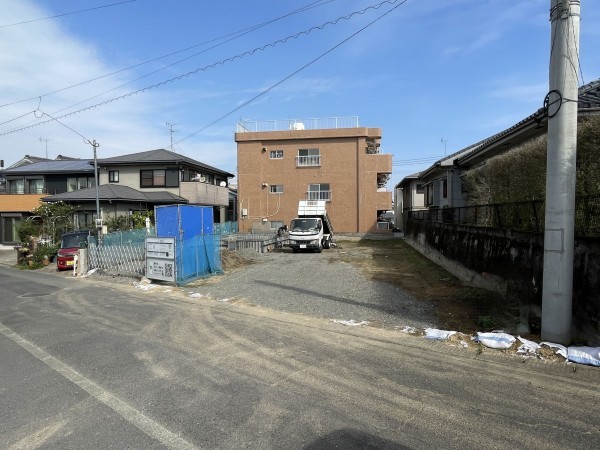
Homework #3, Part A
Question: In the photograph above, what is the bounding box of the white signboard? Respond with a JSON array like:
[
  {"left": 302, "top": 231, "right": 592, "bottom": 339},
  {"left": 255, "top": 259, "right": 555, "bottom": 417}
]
[{"left": 146, "top": 237, "right": 176, "bottom": 282}]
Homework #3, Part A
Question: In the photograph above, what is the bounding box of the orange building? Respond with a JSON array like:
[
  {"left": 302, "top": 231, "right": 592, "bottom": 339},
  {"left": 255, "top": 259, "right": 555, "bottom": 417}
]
[{"left": 235, "top": 117, "right": 392, "bottom": 234}]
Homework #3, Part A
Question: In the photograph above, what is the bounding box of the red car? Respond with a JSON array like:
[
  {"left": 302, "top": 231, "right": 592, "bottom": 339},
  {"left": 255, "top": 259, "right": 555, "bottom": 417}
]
[{"left": 57, "top": 231, "right": 90, "bottom": 271}]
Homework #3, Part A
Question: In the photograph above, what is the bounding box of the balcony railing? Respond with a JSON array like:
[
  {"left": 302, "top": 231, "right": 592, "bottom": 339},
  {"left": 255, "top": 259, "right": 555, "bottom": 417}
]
[
  {"left": 236, "top": 116, "right": 359, "bottom": 133},
  {"left": 306, "top": 191, "right": 331, "bottom": 202},
  {"left": 296, "top": 155, "right": 321, "bottom": 167}
]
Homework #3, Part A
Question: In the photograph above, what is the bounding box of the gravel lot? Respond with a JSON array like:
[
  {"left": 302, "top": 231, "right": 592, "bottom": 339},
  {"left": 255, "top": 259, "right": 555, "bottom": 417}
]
[{"left": 186, "top": 247, "right": 438, "bottom": 330}]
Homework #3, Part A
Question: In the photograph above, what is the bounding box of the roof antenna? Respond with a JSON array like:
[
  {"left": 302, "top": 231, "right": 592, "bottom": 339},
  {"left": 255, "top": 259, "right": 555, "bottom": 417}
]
[
  {"left": 39, "top": 137, "right": 50, "bottom": 159},
  {"left": 441, "top": 137, "right": 448, "bottom": 156},
  {"left": 166, "top": 122, "right": 176, "bottom": 151}
]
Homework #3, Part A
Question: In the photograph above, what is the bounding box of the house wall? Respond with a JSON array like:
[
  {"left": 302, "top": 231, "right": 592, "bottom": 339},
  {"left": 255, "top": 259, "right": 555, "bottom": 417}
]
[
  {"left": 235, "top": 127, "right": 392, "bottom": 233},
  {"left": 405, "top": 220, "right": 600, "bottom": 346},
  {"left": 0, "top": 194, "right": 45, "bottom": 244}
]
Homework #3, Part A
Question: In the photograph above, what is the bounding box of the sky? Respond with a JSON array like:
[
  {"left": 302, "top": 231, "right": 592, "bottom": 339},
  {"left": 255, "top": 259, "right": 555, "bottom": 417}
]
[{"left": 1, "top": 0, "right": 599, "bottom": 189}]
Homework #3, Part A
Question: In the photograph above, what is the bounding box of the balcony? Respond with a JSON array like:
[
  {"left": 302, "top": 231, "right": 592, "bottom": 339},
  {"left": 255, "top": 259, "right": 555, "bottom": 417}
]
[
  {"left": 179, "top": 182, "right": 229, "bottom": 207},
  {"left": 376, "top": 190, "right": 392, "bottom": 210}
]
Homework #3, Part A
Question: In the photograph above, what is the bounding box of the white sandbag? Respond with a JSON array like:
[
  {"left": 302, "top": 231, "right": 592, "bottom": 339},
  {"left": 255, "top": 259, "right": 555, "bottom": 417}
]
[
  {"left": 517, "top": 336, "right": 540, "bottom": 355},
  {"left": 476, "top": 332, "right": 516, "bottom": 349},
  {"left": 425, "top": 328, "right": 457, "bottom": 340},
  {"left": 540, "top": 342, "right": 568, "bottom": 359},
  {"left": 567, "top": 347, "right": 600, "bottom": 367}
]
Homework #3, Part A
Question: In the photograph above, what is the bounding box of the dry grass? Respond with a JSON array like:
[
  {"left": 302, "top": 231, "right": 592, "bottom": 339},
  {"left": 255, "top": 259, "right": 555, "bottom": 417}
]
[{"left": 332, "top": 239, "right": 512, "bottom": 334}]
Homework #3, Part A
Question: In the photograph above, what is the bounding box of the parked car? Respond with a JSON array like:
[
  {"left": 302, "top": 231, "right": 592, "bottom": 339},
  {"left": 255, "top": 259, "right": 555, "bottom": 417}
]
[{"left": 56, "top": 230, "right": 91, "bottom": 271}]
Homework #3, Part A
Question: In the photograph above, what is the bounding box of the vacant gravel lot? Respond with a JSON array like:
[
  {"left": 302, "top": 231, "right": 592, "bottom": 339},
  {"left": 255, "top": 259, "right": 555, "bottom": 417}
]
[{"left": 186, "top": 246, "right": 438, "bottom": 330}]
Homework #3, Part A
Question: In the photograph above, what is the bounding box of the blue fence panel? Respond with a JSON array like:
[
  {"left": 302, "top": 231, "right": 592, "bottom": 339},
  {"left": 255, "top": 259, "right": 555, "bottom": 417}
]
[{"left": 176, "top": 234, "right": 222, "bottom": 285}]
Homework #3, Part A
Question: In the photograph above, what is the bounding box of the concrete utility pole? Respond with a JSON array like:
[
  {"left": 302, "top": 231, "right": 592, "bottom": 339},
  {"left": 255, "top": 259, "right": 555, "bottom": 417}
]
[
  {"left": 91, "top": 139, "right": 102, "bottom": 242},
  {"left": 541, "top": 0, "right": 580, "bottom": 344}
]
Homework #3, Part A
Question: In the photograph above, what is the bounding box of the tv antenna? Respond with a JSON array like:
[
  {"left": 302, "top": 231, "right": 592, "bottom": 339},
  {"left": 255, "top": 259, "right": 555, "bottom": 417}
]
[
  {"left": 441, "top": 137, "right": 449, "bottom": 156},
  {"left": 39, "top": 137, "right": 50, "bottom": 158},
  {"left": 166, "top": 122, "right": 176, "bottom": 150}
]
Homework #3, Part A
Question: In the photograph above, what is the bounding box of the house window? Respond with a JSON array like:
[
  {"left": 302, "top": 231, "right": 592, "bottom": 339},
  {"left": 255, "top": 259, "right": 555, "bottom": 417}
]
[
  {"left": 109, "top": 170, "right": 119, "bottom": 182},
  {"left": 2, "top": 215, "right": 22, "bottom": 243},
  {"left": 307, "top": 183, "right": 331, "bottom": 201},
  {"left": 269, "top": 185, "right": 284, "bottom": 194},
  {"left": 425, "top": 184, "right": 434, "bottom": 206},
  {"left": 270, "top": 150, "right": 283, "bottom": 159},
  {"left": 140, "top": 169, "right": 179, "bottom": 188},
  {"left": 67, "top": 176, "right": 95, "bottom": 192},
  {"left": 442, "top": 179, "right": 448, "bottom": 199},
  {"left": 296, "top": 148, "right": 320, "bottom": 167},
  {"left": 416, "top": 183, "right": 424, "bottom": 194},
  {"left": 27, "top": 179, "right": 44, "bottom": 194},
  {"left": 8, "top": 179, "right": 24, "bottom": 194}
]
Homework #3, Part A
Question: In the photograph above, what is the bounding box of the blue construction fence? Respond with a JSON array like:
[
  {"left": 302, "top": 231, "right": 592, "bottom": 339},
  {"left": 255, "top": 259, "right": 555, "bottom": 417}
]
[{"left": 176, "top": 233, "right": 222, "bottom": 285}]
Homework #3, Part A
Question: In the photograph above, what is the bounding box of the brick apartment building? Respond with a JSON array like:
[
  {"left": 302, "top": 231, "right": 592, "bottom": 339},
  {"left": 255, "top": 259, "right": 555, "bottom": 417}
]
[{"left": 234, "top": 117, "right": 392, "bottom": 234}]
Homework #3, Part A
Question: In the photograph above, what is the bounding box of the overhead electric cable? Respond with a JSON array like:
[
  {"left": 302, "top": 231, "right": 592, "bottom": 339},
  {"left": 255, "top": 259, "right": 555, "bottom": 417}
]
[
  {"left": 0, "top": 0, "right": 405, "bottom": 137},
  {"left": 176, "top": 0, "right": 409, "bottom": 143},
  {"left": 0, "top": 0, "right": 333, "bottom": 109},
  {"left": 0, "top": 0, "right": 136, "bottom": 29}
]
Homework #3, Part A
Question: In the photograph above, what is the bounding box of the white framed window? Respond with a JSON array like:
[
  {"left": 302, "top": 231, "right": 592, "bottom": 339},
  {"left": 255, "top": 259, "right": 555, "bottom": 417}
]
[
  {"left": 270, "top": 150, "right": 283, "bottom": 159},
  {"left": 296, "top": 148, "right": 320, "bottom": 167},
  {"left": 269, "top": 185, "right": 284, "bottom": 194},
  {"left": 307, "top": 183, "right": 331, "bottom": 201}
]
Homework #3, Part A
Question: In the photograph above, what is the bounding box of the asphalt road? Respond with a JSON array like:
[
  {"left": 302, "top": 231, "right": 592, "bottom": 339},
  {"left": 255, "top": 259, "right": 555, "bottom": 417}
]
[{"left": 1, "top": 263, "right": 599, "bottom": 449}]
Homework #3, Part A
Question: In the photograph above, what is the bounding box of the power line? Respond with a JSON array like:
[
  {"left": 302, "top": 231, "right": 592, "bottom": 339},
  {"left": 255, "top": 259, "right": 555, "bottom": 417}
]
[
  {"left": 0, "top": 0, "right": 333, "bottom": 109},
  {"left": 0, "top": 0, "right": 406, "bottom": 137},
  {"left": 175, "top": 0, "right": 409, "bottom": 143},
  {"left": 0, "top": 0, "right": 136, "bottom": 29}
]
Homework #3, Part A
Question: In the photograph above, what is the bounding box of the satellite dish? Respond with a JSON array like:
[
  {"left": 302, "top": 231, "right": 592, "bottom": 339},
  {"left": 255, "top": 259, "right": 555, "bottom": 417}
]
[{"left": 219, "top": 181, "right": 227, "bottom": 187}]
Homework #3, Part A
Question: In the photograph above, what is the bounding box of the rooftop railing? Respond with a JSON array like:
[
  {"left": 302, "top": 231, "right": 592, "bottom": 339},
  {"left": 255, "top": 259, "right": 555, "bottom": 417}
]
[{"left": 236, "top": 116, "right": 359, "bottom": 133}]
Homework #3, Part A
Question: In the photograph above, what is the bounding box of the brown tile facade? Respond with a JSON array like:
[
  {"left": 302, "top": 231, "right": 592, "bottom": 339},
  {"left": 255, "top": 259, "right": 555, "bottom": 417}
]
[{"left": 235, "top": 127, "right": 392, "bottom": 234}]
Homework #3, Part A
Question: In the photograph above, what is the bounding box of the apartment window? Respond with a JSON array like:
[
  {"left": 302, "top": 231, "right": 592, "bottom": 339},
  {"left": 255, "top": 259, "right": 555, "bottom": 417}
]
[
  {"left": 270, "top": 150, "right": 283, "bottom": 159},
  {"left": 109, "top": 170, "right": 119, "bottom": 182},
  {"left": 307, "top": 183, "right": 331, "bottom": 201},
  {"left": 296, "top": 148, "right": 320, "bottom": 167},
  {"left": 67, "top": 176, "right": 95, "bottom": 192},
  {"left": 269, "top": 185, "right": 284, "bottom": 194}
]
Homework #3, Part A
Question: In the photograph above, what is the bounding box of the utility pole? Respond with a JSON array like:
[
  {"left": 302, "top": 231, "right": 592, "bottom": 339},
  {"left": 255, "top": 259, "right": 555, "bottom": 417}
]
[
  {"left": 166, "top": 122, "right": 176, "bottom": 150},
  {"left": 91, "top": 139, "right": 102, "bottom": 242},
  {"left": 541, "top": 0, "right": 580, "bottom": 344}
]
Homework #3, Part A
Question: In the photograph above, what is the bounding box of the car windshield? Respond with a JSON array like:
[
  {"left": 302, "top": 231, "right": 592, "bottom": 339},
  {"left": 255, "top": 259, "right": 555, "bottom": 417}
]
[
  {"left": 61, "top": 233, "right": 88, "bottom": 249},
  {"left": 290, "top": 218, "right": 319, "bottom": 232}
]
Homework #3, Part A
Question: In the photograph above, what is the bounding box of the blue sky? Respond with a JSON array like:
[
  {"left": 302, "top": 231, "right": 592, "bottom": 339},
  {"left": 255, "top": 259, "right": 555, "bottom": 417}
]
[{"left": 1, "top": 0, "right": 599, "bottom": 189}]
